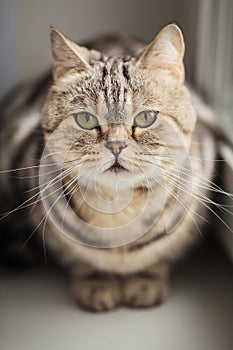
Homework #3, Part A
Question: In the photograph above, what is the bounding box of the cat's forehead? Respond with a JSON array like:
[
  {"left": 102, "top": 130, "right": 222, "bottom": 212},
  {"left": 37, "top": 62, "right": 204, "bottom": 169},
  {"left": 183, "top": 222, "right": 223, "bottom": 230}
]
[{"left": 67, "top": 56, "right": 145, "bottom": 123}]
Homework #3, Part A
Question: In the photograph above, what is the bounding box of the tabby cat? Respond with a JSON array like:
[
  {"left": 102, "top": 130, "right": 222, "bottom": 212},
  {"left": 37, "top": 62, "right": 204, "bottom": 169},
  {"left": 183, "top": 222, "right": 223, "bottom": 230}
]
[{"left": 0, "top": 24, "right": 232, "bottom": 311}]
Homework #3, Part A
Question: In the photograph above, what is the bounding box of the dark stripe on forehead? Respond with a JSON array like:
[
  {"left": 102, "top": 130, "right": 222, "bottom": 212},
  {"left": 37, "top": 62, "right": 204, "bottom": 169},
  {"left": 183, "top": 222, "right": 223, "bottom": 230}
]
[
  {"left": 112, "top": 60, "right": 121, "bottom": 103},
  {"left": 101, "top": 62, "right": 111, "bottom": 105},
  {"left": 102, "top": 66, "right": 108, "bottom": 80},
  {"left": 122, "top": 64, "right": 130, "bottom": 84},
  {"left": 100, "top": 58, "right": 131, "bottom": 122}
]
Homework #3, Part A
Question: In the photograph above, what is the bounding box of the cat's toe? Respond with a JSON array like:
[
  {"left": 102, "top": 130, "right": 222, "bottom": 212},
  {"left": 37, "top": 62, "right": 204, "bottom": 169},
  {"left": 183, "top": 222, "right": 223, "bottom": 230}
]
[
  {"left": 123, "top": 276, "right": 169, "bottom": 308},
  {"left": 72, "top": 277, "right": 121, "bottom": 312}
]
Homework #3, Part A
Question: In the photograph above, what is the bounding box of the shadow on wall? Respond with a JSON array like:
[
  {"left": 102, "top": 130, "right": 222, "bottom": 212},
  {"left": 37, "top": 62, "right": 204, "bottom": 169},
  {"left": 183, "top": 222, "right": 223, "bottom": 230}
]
[{"left": 0, "top": 0, "right": 199, "bottom": 97}]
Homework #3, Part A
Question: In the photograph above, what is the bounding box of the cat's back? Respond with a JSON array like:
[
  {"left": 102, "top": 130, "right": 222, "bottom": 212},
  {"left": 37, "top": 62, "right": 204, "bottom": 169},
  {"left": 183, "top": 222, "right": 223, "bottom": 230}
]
[{"left": 85, "top": 34, "right": 144, "bottom": 56}]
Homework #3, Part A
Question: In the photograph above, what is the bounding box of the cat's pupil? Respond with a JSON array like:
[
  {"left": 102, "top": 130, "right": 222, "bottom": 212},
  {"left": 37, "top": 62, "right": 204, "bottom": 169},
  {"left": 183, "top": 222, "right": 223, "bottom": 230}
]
[
  {"left": 144, "top": 113, "right": 148, "bottom": 121},
  {"left": 85, "top": 114, "right": 91, "bottom": 122}
]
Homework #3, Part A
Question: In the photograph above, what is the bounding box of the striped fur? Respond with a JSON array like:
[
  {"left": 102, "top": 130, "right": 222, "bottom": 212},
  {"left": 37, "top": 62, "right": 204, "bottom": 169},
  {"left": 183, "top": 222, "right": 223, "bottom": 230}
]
[{"left": 0, "top": 24, "right": 231, "bottom": 310}]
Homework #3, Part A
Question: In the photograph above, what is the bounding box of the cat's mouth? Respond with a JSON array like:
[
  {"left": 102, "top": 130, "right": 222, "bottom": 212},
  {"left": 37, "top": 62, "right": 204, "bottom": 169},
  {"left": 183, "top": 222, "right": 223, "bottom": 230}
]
[{"left": 106, "top": 160, "right": 128, "bottom": 173}]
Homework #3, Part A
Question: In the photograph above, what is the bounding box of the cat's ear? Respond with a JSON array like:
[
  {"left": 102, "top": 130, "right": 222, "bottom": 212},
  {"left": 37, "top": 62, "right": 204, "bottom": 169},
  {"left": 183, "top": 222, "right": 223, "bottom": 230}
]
[
  {"left": 136, "top": 24, "right": 185, "bottom": 83},
  {"left": 50, "top": 27, "right": 94, "bottom": 79}
]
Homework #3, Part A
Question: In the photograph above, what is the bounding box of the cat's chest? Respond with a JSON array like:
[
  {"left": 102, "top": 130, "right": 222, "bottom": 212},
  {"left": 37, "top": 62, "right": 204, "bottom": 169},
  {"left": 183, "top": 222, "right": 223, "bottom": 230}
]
[{"left": 71, "top": 185, "right": 164, "bottom": 231}]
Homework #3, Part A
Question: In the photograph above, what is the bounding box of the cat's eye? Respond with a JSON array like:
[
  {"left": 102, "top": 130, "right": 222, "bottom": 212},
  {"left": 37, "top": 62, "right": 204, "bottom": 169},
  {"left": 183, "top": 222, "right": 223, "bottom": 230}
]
[
  {"left": 74, "top": 112, "right": 99, "bottom": 130},
  {"left": 134, "top": 110, "right": 158, "bottom": 128}
]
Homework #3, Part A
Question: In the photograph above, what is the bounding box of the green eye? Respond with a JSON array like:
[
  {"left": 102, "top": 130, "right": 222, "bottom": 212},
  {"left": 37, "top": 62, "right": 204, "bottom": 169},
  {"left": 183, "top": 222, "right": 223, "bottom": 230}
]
[
  {"left": 134, "top": 110, "right": 158, "bottom": 128},
  {"left": 74, "top": 112, "right": 99, "bottom": 130}
]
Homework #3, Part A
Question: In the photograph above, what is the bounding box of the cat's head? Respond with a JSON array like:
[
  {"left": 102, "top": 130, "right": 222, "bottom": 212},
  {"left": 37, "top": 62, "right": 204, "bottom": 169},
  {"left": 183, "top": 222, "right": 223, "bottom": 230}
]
[{"left": 41, "top": 24, "right": 196, "bottom": 191}]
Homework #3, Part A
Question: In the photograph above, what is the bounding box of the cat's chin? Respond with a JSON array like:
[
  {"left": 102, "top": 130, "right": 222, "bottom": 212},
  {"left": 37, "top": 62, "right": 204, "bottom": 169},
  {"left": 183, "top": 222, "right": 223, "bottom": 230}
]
[
  {"left": 98, "top": 158, "right": 130, "bottom": 175},
  {"left": 106, "top": 163, "right": 128, "bottom": 174},
  {"left": 92, "top": 169, "right": 145, "bottom": 191}
]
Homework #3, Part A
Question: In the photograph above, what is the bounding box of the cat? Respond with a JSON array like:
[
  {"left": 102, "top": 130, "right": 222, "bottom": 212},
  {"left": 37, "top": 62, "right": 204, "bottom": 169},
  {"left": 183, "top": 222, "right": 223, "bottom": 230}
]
[{"left": 0, "top": 24, "right": 232, "bottom": 311}]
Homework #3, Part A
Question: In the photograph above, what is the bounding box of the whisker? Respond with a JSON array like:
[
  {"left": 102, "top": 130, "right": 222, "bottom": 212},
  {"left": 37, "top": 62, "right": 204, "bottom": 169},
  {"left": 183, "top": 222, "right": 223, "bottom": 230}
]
[
  {"left": 0, "top": 162, "right": 85, "bottom": 219},
  {"left": 162, "top": 169, "right": 233, "bottom": 233},
  {"left": 0, "top": 163, "right": 56, "bottom": 174},
  {"left": 145, "top": 167, "right": 205, "bottom": 234}
]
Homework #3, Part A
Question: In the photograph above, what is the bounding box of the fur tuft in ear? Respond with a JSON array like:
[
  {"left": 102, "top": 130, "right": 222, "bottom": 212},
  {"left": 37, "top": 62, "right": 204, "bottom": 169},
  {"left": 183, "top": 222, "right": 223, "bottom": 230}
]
[
  {"left": 136, "top": 24, "right": 185, "bottom": 83},
  {"left": 50, "top": 27, "right": 96, "bottom": 79}
]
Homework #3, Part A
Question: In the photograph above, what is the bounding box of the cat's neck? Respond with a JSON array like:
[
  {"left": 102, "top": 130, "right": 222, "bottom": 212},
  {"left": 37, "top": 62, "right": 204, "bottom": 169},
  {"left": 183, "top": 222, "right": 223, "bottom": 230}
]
[{"left": 68, "top": 184, "right": 151, "bottom": 229}]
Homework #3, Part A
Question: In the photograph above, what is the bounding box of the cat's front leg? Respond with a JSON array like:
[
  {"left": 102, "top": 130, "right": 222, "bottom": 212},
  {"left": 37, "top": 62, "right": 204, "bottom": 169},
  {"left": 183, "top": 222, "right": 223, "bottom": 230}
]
[
  {"left": 69, "top": 261, "right": 170, "bottom": 311},
  {"left": 122, "top": 262, "right": 170, "bottom": 308},
  {"left": 70, "top": 262, "right": 122, "bottom": 312}
]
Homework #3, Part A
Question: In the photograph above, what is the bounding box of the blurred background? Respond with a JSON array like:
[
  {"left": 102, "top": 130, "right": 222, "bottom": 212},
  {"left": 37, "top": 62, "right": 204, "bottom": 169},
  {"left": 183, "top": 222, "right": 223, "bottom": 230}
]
[{"left": 0, "top": 1, "right": 233, "bottom": 349}]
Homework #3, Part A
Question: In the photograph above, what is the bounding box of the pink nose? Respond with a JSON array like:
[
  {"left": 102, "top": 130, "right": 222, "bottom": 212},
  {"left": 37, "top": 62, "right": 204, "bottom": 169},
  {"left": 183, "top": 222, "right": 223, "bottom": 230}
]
[{"left": 105, "top": 140, "right": 127, "bottom": 155}]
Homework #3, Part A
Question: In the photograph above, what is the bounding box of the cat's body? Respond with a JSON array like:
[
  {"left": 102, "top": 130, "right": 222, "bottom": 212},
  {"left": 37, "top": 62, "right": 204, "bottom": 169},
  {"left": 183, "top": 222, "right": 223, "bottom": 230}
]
[{"left": 0, "top": 25, "right": 230, "bottom": 311}]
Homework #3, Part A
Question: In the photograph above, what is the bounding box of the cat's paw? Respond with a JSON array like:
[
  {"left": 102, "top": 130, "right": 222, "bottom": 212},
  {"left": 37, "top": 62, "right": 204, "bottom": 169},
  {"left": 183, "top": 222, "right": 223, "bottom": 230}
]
[
  {"left": 122, "top": 275, "right": 169, "bottom": 308},
  {"left": 72, "top": 276, "right": 121, "bottom": 312}
]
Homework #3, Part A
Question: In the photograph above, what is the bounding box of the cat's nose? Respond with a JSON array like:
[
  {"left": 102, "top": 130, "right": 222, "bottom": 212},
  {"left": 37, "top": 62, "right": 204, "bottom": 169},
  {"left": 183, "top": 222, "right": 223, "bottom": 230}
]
[{"left": 105, "top": 140, "right": 127, "bottom": 155}]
